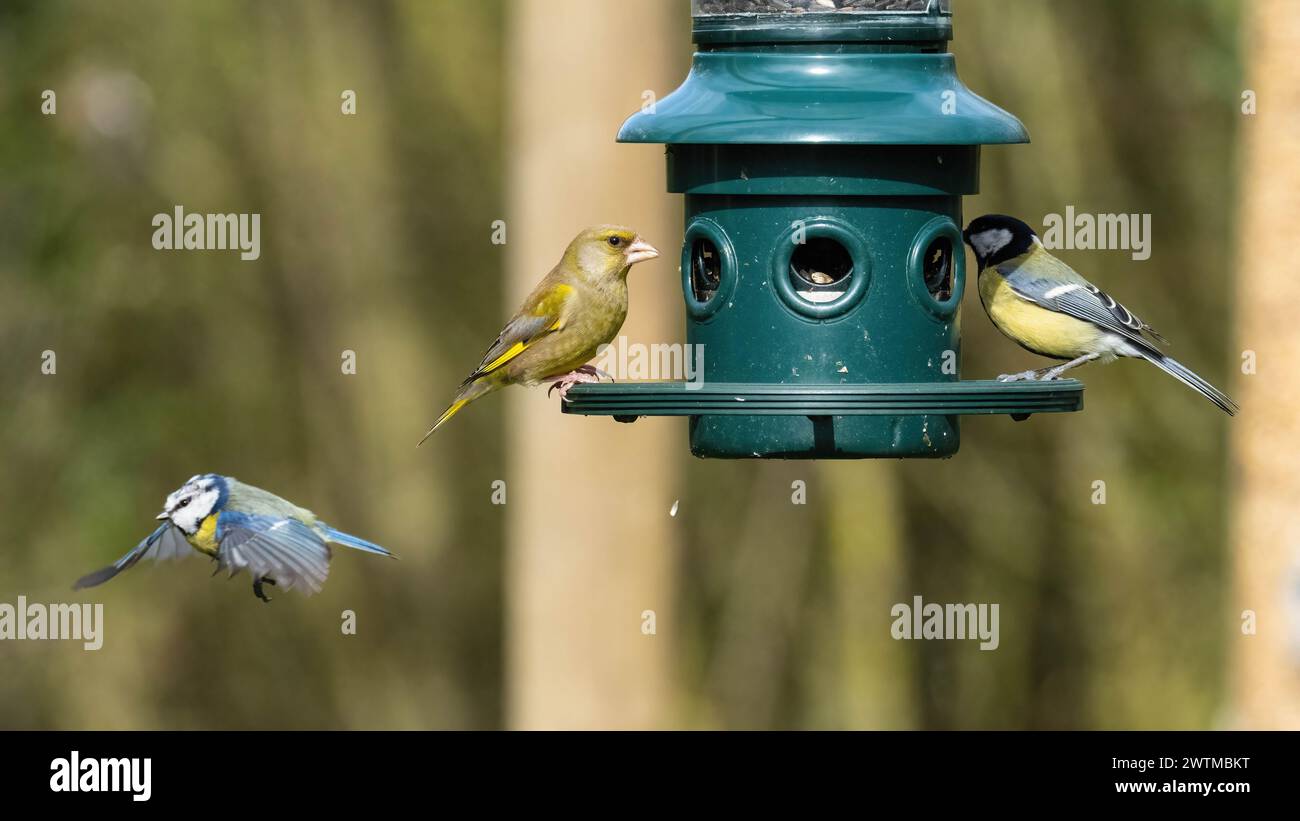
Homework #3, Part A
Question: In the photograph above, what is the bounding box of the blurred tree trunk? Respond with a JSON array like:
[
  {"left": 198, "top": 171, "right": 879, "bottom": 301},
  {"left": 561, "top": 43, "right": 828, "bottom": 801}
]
[
  {"left": 504, "top": 0, "right": 683, "bottom": 728},
  {"left": 816, "top": 462, "right": 915, "bottom": 728},
  {"left": 1230, "top": 0, "right": 1300, "bottom": 729}
]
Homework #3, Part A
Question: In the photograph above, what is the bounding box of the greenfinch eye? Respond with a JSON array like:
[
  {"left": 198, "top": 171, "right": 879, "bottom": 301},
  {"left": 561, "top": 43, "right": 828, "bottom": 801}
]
[{"left": 607, "top": 236, "right": 622, "bottom": 248}]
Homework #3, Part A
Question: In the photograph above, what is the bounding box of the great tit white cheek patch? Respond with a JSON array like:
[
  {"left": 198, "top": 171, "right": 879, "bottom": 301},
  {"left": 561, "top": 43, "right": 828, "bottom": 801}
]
[{"left": 969, "top": 228, "right": 1012, "bottom": 259}]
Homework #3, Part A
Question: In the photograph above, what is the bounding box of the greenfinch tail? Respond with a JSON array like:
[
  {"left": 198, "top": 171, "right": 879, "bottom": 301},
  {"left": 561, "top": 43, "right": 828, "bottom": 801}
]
[{"left": 418, "top": 378, "right": 496, "bottom": 446}]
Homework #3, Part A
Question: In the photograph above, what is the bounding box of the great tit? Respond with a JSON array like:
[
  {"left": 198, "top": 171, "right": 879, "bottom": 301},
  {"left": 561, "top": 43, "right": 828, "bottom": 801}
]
[
  {"left": 73, "top": 474, "right": 394, "bottom": 602},
  {"left": 963, "top": 214, "right": 1237, "bottom": 415},
  {"left": 419, "top": 225, "right": 659, "bottom": 443}
]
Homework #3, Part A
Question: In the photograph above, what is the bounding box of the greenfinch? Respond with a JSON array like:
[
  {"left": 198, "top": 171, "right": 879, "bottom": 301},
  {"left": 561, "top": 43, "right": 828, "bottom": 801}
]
[{"left": 420, "top": 225, "right": 659, "bottom": 442}]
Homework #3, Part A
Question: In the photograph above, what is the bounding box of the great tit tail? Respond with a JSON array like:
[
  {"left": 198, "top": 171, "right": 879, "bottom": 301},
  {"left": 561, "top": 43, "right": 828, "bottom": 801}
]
[
  {"left": 1137, "top": 349, "right": 1238, "bottom": 416},
  {"left": 320, "top": 526, "right": 394, "bottom": 558}
]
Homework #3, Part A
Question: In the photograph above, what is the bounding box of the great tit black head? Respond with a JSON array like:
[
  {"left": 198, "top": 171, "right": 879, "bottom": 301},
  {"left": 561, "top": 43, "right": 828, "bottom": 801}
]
[{"left": 963, "top": 214, "right": 1036, "bottom": 271}]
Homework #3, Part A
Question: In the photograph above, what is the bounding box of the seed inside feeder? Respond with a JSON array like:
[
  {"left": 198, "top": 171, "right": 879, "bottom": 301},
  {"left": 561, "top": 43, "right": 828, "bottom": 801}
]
[
  {"left": 922, "top": 236, "right": 953, "bottom": 302},
  {"left": 791, "top": 237, "right": 852, "bottom": 303},
  {"left": 690, "top": 237, "right": 722, "bottom": 303}
]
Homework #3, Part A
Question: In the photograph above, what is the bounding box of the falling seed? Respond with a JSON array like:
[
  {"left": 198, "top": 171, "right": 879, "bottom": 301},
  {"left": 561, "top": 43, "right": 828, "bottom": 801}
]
[{"left": 670, "top": 500, "right": 679, "bottom": 517}]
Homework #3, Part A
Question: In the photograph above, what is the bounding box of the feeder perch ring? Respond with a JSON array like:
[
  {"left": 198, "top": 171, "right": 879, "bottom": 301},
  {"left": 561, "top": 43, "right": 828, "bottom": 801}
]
[{"left": 563, "top": 380, "right": 1084, "bottom": 419}]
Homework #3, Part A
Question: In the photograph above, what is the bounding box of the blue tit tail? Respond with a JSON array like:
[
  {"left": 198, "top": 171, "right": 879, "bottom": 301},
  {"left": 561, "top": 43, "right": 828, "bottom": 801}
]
[
  {"left": 1135, "top": 348, "right": 1238, "bottom": 416},
  {"left": 320, "top": 526, "right": 395, "bottom": 558}
]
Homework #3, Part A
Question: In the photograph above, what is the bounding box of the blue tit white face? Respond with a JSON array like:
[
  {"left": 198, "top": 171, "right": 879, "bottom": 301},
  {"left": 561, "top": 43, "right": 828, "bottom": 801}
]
[{"left": 158, "top": 474, "right": 225, "bottom": 534}]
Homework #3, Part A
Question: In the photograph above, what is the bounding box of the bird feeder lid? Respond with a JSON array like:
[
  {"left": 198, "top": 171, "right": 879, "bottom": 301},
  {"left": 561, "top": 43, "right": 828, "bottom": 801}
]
[{"left": 618, "top": 0, "right": 1027, "bottom": 147}]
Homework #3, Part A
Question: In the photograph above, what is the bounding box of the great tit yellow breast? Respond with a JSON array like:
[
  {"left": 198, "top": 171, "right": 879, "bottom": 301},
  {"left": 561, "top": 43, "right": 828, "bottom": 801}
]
[{"left": 978, "top": 268, "right": 1103, "bottom": 360}]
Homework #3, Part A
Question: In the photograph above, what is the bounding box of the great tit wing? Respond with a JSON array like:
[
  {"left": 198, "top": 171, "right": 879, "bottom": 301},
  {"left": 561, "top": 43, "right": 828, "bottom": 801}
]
[
  {"left": 1001, "top": 268, "right": 1158, "bottom": 350},
  {"left": 463, "top": 281, "right": 573, "bottom": 383},
  {"left": 215, "top": 512, "right": 331, "bottom": 595},
  {"left": 1074, "top": 282, "right": 1168, "bottom": 344},
  {"left": 73, "top": 522, "right": 192, "bottom": 590}
]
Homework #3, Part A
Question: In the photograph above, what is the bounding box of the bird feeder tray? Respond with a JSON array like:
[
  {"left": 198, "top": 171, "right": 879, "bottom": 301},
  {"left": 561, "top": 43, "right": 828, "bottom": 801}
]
[
  {"left": 565, "top": 380, "right": 1082, "bottom": 418},
  {"left": 566, "top": 0, "right": 1084, "bottom": 458},
  {"left": 566, "top": 380, "right": 1080, "bottom": 458}
]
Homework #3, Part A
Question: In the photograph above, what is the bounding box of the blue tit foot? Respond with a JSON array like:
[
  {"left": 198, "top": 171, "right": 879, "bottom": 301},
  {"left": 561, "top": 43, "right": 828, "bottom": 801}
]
[{"left": 252, "top": 577, "right": 276, "bottom": 603}]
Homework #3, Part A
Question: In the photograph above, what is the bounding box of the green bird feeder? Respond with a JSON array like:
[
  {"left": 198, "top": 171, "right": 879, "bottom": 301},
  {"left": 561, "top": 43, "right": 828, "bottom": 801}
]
[{"left": 563, "top": 0, "right": 1083, "bottom": 458}]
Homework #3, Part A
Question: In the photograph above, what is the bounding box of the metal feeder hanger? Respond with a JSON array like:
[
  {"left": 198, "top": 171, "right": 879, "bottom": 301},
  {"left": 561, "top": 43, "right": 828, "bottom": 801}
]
[{"left": 563, "top": 0, "right": 1083, "bottom": 459}]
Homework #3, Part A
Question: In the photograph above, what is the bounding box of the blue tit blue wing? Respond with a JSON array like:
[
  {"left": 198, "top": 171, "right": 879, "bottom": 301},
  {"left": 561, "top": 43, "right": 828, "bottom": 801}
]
[
  {"left": 73, "top": 523, "right": 193, "bottom": 590},
  {"left": 215, "top": 511, "right": 331, "bottom": 595}
]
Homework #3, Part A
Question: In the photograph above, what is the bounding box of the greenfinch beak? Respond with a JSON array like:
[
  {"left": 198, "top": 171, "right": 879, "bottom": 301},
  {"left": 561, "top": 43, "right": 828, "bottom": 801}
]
[{"left": 625, "top": 238, "right": 659, "bottom": 266}]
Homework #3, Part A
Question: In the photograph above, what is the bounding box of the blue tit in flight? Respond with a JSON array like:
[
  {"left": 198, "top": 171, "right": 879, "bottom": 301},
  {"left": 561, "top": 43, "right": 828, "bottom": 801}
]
[
  {"left": 963, "top": 214, "right": 1237, "bottom": 415},
  {"left": 73, "top": 474, "right": 394, "bottom": 602}
]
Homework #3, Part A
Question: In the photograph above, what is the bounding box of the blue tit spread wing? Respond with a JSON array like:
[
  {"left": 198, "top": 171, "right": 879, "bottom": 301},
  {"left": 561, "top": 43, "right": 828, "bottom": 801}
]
[
  {"left": 999, "top": 264, "right": 1162, "bottom": 352},
  {"left": 463, "top": 282, "right": 573, "bottom": 383},
  {"left": 215, "top": 511, "right": 331, "bottom": 595},
  {"left": 73, "top": 522, "right": 194, "bottom": 590}
]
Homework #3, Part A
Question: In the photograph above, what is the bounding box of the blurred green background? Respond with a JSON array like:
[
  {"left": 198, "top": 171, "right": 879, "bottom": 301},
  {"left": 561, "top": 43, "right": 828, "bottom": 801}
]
[{"left": 0, "top": 0, "right": 1260, "bottom": 729}]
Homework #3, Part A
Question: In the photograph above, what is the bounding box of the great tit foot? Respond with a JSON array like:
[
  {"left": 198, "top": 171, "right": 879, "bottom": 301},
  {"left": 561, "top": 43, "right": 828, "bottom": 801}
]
[
  {"left": 1040, "top": 364, "right": 1077, "bottom": 381},
  {"left": 997, "top": 370, "right": 1040, "bottom": 383},
  {"left": 1041, "top": 353, "right": 1099, "bottom": 381},
  {"left": 252, "top": 577, "right": 277, "bottom": 603}
]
